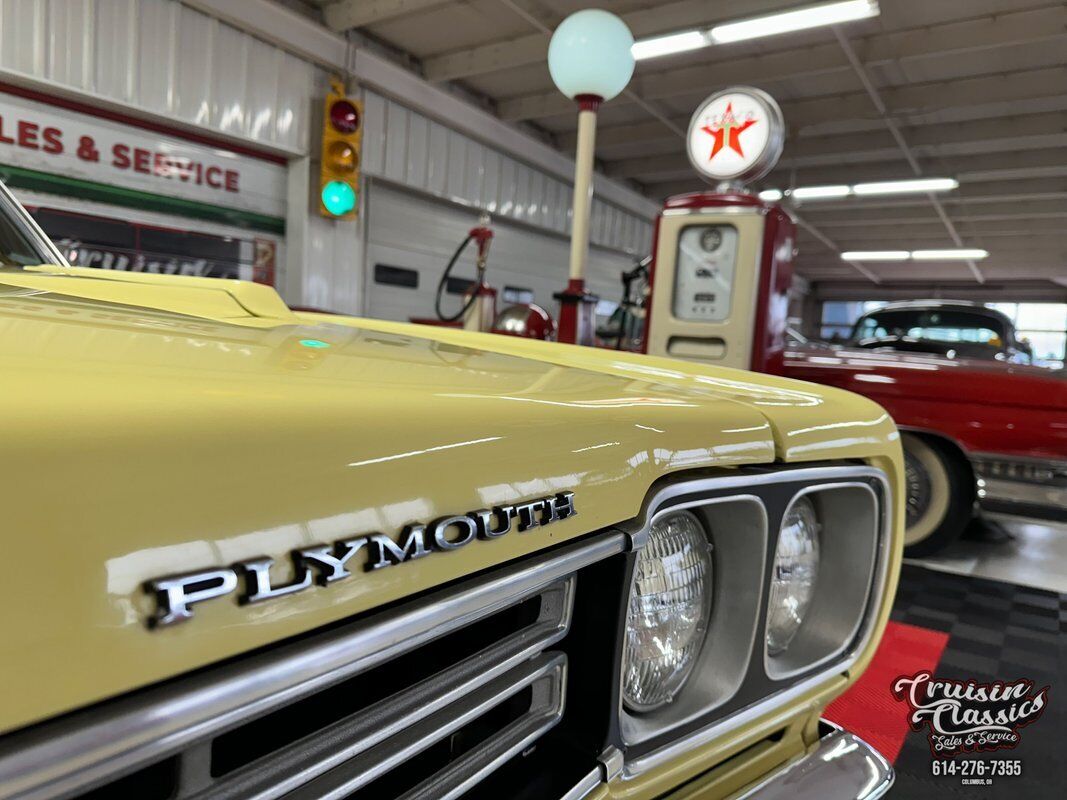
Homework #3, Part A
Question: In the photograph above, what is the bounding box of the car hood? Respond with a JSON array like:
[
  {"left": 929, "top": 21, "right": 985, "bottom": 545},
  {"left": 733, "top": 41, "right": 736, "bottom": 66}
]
[{"left": 0, "top": 274, "right": 899, "bottom": 732}]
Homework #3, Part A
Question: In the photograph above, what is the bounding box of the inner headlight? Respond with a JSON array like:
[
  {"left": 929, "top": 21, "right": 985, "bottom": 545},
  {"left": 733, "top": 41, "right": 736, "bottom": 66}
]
[
  {"left": 766, "top": 496, "right": 821, "bottom": 656},
  {"left": 623, "top": 510, "right": 712, "bottom": 711}
]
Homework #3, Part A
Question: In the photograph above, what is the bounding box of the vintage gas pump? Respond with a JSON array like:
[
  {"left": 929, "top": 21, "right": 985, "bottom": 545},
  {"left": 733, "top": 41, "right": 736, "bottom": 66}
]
[
  {"left": 429, "top": 214, "right": 498, "bottom": 332},
  {"left": 421, "top": 214, "right": 556, "bottom": 339},
  {"left": 643, "top": 87, "right": 796, "bottom": 374}
]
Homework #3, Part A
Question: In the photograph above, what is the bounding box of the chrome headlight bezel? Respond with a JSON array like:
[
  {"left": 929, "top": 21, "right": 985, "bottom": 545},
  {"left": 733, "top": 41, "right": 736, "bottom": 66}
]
[
  {"left": 618, "top": 496, "right": 767, "bottom": 747},
  {"left": 617, "top": 466, "right": 890, "bottom": 758},
  {"left": 762, "top": 482, "right": 882, "bottom": 681}
]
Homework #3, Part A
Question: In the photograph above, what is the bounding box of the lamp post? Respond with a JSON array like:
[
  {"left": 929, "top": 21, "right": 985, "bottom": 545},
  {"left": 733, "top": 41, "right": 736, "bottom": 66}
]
[{"left": 548, "top": 9, "right": 635, "bottom": 345}]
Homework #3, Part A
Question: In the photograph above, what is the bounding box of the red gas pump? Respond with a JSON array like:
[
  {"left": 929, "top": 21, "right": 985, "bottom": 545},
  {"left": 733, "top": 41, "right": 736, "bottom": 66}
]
[
  {"left": 427, "top": 214, "right": 498, "bottom": 332},
  {"left": 639, "top": 87, "right": 796, "bottom": 373}
]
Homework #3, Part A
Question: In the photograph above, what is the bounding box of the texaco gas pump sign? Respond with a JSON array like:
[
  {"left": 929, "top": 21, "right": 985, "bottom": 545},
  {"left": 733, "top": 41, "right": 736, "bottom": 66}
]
[
  {"left": 686, "top": 87, "right": 784, "bottom": 187},
  {"left": 643, "top": 86, "right": 795, "bottom": 373}
]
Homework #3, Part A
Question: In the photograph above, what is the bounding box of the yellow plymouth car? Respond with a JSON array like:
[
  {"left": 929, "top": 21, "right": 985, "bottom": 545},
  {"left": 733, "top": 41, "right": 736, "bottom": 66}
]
[{"left": 0, "top": 182, "right": 900, "bottom": 799}]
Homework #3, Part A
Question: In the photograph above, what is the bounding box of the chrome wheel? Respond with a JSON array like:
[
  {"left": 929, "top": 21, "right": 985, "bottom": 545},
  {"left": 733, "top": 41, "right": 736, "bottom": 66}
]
[{"left": 904, "top": 447, "right": 932, "bottom": 529}]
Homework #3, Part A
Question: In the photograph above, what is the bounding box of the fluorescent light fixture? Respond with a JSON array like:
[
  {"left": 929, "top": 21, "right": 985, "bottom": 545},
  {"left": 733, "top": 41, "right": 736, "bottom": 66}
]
[
  {"left": 758, "top": 188, "right": 784, "bottom": 201},
  {"left": 632, "top": 30, "right": 710, "bottom": 60},
  {"left": 710, "top": 0, "right": 879, "bottom": 44},
  {"left": 912, "top": 249, "right": 989, "bottom": 260},
  {"left": 841, "top": 251, "right": 910, "bottom": 261},
  {"left": 791, "top": 185, "right": 851, "bottom": 200},
  {"left": 852, "top": 177, "right": 959, "bottom": 196}
]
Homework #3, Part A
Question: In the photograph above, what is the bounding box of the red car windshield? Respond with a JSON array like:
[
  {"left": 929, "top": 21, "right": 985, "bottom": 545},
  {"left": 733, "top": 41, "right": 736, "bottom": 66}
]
[{"left": 851, "top": 309, "right": 1009, "bottom": 349}]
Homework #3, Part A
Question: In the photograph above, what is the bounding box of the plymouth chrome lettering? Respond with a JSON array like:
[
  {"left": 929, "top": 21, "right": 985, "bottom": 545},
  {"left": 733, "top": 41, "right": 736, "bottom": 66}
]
[{"left": 144, "top": 492, "right": 576, "bottom": 628}]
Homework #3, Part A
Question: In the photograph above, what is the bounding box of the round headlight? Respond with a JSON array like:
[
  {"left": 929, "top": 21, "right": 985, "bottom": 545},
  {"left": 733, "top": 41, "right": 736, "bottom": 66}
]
[
  {"left": 623, "top": 510, "right": 712, "bottom": 711},
  {"left": 766, "top": 496, "right": 821, "bottom": 656}
]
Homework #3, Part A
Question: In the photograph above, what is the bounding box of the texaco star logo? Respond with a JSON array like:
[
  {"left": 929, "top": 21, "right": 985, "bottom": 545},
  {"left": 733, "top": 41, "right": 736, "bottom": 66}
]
[
  {"left": 686, "top": 87, "right": 783, "bottom": 183},
  {"left": 700, "top": 102, "right": 758, "bottom": 161}
]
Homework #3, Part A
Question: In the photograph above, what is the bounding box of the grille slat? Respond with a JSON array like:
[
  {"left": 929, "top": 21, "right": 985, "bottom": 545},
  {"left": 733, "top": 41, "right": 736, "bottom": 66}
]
[
  {"left": 286, "top": 654, "right": 567, "bottom": 800},
  {"left": 397, "top": 659, "right": 567, "bottom": 800},
  {"left": 188, "top": 580, "right": 573, "bottom": 800},
  {"left": 0, "top": 534, "right": 625, "bottom": 800}
]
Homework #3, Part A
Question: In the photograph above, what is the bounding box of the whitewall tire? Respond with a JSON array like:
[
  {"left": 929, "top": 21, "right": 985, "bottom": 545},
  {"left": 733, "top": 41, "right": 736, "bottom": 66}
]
[{"left": 902, "top": 432, "right": 972, "bottom": 556}]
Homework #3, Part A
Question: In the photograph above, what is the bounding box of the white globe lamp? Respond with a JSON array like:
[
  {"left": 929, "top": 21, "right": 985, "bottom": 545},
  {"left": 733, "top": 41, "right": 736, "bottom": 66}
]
[
  {"left": 548, "top": 9, "right": 635, "bottom": 102},
  {"left": 547, "top": 9, "right": 635, "bottom": 345}
]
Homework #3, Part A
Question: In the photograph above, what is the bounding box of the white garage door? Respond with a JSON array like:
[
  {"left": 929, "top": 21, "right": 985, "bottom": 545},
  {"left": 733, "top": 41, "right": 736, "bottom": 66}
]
[{"left": 365, "top": 181, "right": 639, "bottom": 324}]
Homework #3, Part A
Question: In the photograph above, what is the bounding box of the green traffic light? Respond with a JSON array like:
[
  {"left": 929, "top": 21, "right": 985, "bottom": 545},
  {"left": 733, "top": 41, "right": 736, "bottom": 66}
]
[{"left": 322, "top": 180, "right": 357, "bottom": 216}]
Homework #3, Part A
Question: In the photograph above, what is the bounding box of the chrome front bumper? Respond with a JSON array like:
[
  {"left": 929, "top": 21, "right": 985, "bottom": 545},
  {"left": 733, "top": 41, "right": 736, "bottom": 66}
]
[
  {"left": 734, "top": 724, "right": 893, "bottom": 799},
  {"left": 972, "top": 454, "right": 1067, "bottom": 523}
]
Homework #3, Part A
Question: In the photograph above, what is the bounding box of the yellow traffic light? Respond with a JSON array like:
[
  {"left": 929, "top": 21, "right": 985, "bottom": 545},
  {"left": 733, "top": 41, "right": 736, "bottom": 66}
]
[{"left": 319, "top": 82, "right": 363, "bottom": 219}]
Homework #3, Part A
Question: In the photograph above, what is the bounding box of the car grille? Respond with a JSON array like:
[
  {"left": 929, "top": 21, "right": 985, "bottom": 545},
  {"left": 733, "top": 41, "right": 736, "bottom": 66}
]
[{"left": 0, "top": 536, "right": 626, "bottom": 800}]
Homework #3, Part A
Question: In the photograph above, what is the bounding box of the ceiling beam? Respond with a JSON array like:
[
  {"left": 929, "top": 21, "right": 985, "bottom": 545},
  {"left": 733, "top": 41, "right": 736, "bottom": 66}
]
[
  {"left": 596, "top": 114, "right": 1067, "bottom": 172},
  {"left": 802, "top": 255, "right": 1067, "bottom": 269},
  {"left": 831, "top": 27, "right": 982, "bottom": 284},
  {"left": 796, "top": 230, "right": 1067, "bottom": 244},
  {"left": 501, "top": 37, "right": 852, "bottom": 122},
  {"left": 499, "top": 6, "right": 1067, "bottom": 121},
  {"left": 322, "top": 0, "right": 451, "bottom": 31},
  {"left": 645, "top": 159, "right": 1067, "bottom": 199},
  {"left": 611, "top": 130, "right": 1067, "bottom": 183},
  {"left": 795, "top": 229, "right": 1067, "bottom": 243},
  {"left": 820, "top": 194, "right": 1067, "bottom": 215},
  {"left": 578, "top": 93, "right": 1067, "bottom": 152},
  {"left": 422, "top": 0, "right": 799, "bottom": 82},
  {"left": 798, "top": 202, "right": 1067, "bottom": 227},
  {"left": 794, "top": 180, "right": 1067, "bottom": 211},
  {"left": 779, "top": 113, "right": 1067, "bottom": 169}
]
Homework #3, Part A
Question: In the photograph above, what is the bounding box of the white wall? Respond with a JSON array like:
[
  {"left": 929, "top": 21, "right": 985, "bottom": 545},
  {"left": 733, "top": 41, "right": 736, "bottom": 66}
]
[
  {"left": 3, "top": 0, "right": 314, "bottom": 155},
  {"left": 360, "top": 90, "right": 651, "bottom": 257}
]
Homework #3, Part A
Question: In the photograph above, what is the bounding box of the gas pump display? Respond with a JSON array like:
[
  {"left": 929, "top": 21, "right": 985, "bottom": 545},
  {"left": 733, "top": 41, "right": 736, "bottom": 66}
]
[{"left": 672, "top": 224, "right": 738, "bottom": 321}]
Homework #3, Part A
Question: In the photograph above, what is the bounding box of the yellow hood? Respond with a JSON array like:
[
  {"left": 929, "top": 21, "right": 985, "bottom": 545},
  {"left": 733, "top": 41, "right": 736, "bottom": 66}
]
[{"left": 0, "top": 271, "right": 899, "bottom": 733}]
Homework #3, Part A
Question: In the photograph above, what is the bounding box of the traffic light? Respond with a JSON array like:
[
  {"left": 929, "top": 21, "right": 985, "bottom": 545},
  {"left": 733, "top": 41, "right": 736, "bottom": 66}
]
[{"left": 319, "top": 82, "right": 363, "bottom": 219}]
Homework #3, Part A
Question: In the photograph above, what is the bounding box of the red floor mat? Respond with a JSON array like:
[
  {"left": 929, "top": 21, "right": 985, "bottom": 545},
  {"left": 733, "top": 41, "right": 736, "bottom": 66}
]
[{"left": 823, "top": 620, "right": 949, "bottom": 763}]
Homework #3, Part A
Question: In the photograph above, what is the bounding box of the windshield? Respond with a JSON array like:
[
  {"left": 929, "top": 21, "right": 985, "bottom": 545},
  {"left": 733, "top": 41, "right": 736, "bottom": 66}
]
[{"left": 850, "top": 308, "right": 1010, "bottom": 349}]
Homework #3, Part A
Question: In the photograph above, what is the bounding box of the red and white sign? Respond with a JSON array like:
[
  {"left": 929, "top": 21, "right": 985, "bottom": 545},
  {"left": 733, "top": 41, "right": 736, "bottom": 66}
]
[
  {"left": 686, "top": 87, "right": 784, "bottom": 184},
  {"left": 0, "top": 92, "right": 286, "bottom": 217}
]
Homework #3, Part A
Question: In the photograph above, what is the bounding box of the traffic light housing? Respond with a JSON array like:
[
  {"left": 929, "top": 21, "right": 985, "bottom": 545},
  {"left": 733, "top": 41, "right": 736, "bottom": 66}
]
[{"left": 319, "top": 84, "right": 363, "bottom": 219}]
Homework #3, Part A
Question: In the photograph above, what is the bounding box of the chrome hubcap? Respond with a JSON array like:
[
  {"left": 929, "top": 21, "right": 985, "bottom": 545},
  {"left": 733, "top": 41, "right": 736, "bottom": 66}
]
[{"left": 904, "top": 449, "right": 932, "bottom": 528}]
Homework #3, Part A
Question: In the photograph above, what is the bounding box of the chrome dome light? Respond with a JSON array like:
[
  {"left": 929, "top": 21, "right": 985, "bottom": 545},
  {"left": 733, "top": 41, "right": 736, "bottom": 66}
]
[
  {"left": 623, "top": 510, "right": 712, "bottom": 711},
  {"left": 767, "top": 496, "right": 821, "bottom": 656}
]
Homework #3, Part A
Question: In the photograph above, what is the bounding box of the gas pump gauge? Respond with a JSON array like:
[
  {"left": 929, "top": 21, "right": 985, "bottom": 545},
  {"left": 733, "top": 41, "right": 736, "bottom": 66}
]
[{"left": 673, "top": 224, "right": 739, "bottom": 321}]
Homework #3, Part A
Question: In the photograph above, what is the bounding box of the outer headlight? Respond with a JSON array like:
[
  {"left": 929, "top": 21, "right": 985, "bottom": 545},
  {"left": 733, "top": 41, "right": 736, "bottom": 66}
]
[
  {"left": 766, "top": 496, "right": 821, "bottom": 656},
  {"left": 623, "top": 510, "right": 712, "bottom": 710}
]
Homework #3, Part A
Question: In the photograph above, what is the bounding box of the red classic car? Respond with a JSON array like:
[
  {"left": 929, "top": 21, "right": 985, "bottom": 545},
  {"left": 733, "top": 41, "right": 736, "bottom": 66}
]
[{"left": 784, "top": 302, "right": 1066, "bottom": 555}]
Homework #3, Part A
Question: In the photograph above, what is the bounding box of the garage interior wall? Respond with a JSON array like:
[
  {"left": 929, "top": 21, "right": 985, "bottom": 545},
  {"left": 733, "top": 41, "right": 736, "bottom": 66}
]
[{"left": 0, "top": 0, "right": 654, "bottom": 320}]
